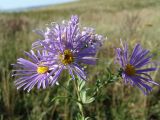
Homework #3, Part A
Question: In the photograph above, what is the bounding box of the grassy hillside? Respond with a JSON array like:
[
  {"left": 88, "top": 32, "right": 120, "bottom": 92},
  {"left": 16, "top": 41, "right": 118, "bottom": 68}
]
[{"left": 0, "top": 0, "right": 160, "bottom": 119}]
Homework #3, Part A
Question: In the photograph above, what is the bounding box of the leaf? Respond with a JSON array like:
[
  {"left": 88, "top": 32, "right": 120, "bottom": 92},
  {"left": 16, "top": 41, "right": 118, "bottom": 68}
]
[
  {"left": 84, "top": 97, "right": 95, "bottom": 104},
  {"left": 51, "top": 96, "right": 69, "bottom": 102},
  {"left": 80, "top": 90, "right": 87, "bottom": 103},
  {"left": 85, "top": 117, "right": 91, "bottom": 120},
  {"left": 78, "top": 80, "right": 86, "bottom": 91}
]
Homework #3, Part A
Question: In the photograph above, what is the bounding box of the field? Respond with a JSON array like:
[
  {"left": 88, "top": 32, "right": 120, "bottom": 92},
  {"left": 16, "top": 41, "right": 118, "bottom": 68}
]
[{"left": 0, "top": 0, "right": 160, "bottom": 119}]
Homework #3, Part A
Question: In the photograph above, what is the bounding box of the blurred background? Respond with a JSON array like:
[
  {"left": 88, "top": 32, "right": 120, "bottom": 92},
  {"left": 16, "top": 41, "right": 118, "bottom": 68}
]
[{"left": 0, "top": 0, "right": 160, "bottom": 119}]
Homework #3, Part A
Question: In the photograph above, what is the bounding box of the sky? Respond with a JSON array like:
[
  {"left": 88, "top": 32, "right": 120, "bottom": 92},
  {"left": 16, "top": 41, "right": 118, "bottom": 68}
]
[{"left": 0, "top": 0, "right": 76, "bottom": 11}]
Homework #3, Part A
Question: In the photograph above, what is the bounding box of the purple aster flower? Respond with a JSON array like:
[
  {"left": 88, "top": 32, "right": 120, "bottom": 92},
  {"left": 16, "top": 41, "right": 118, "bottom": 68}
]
[
  {"left": 32, "top": 15, "right": 103, "bottom": 85},
  {"left": 12, "top": 50, "right": 56, "bottom": 92},
  {"left": 81, "top": 27, "right": 103, "bottom": 49},
  {"left": 32, "top": 15, "right": 103, "bottom": 50},
  {"left": 116, "top": 42, "right": 159, "bottom": 95}
]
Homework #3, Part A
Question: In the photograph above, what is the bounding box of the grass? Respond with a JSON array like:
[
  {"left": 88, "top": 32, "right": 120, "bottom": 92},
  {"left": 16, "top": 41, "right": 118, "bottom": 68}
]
[{"left": 0, "top": 0, "right": 160, "bottom": 119}]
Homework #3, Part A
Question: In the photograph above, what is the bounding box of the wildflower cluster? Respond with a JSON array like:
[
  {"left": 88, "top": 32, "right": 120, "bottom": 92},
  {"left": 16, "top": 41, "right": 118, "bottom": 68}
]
[
  {"left": 12, "top": 15, "right": 159, "bottom": 95},
  {"left": 12, "top": 15, "right": 103, "bottom": 92},
  {"left": 12, "top": 15, "right": 160, "bottom": 120}
]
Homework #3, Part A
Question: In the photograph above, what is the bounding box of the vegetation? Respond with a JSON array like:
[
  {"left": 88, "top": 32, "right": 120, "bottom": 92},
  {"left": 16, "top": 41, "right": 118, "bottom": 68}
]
[{"left": 0, "top": 0, "right": 160, "bottom": 119}]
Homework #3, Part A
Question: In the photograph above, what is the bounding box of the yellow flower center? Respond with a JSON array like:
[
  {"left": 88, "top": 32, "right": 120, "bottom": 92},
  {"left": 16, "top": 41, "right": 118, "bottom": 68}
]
[
  {"left": 124, "top": 64, "right": 136, "bottom": 76},
  {"left": 37, "top": 66, "right": 49, "bottom": 74},
  {"left": 59, "top": 49, "right": 74, "bottom": 65}
]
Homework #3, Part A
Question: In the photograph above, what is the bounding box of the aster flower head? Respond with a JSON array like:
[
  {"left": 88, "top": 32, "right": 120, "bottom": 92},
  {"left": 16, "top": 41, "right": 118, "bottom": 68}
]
[
  {"left": 32, "top": 15, "right": 104, "bottom": 85},
  {"left": 116, "top": 41, "right": 159, "bottom": 95},
  {"left": 12, "top": 50, "right": 56, "bottom": 92},
  {"left": 33, "top": 15, "right": 103, "bottom": 50}
]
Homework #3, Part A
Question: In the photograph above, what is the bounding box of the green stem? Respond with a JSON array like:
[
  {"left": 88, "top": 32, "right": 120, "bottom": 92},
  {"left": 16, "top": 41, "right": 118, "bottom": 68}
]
[
  {"left": 74, "top": 79, "right": 85, "bottom": 119},
  {"left": 93, "top": 69, "right": 121, "bottom": 97},
  {"left": 59, "top": 84, "right": 82, "bottom": 104}
]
